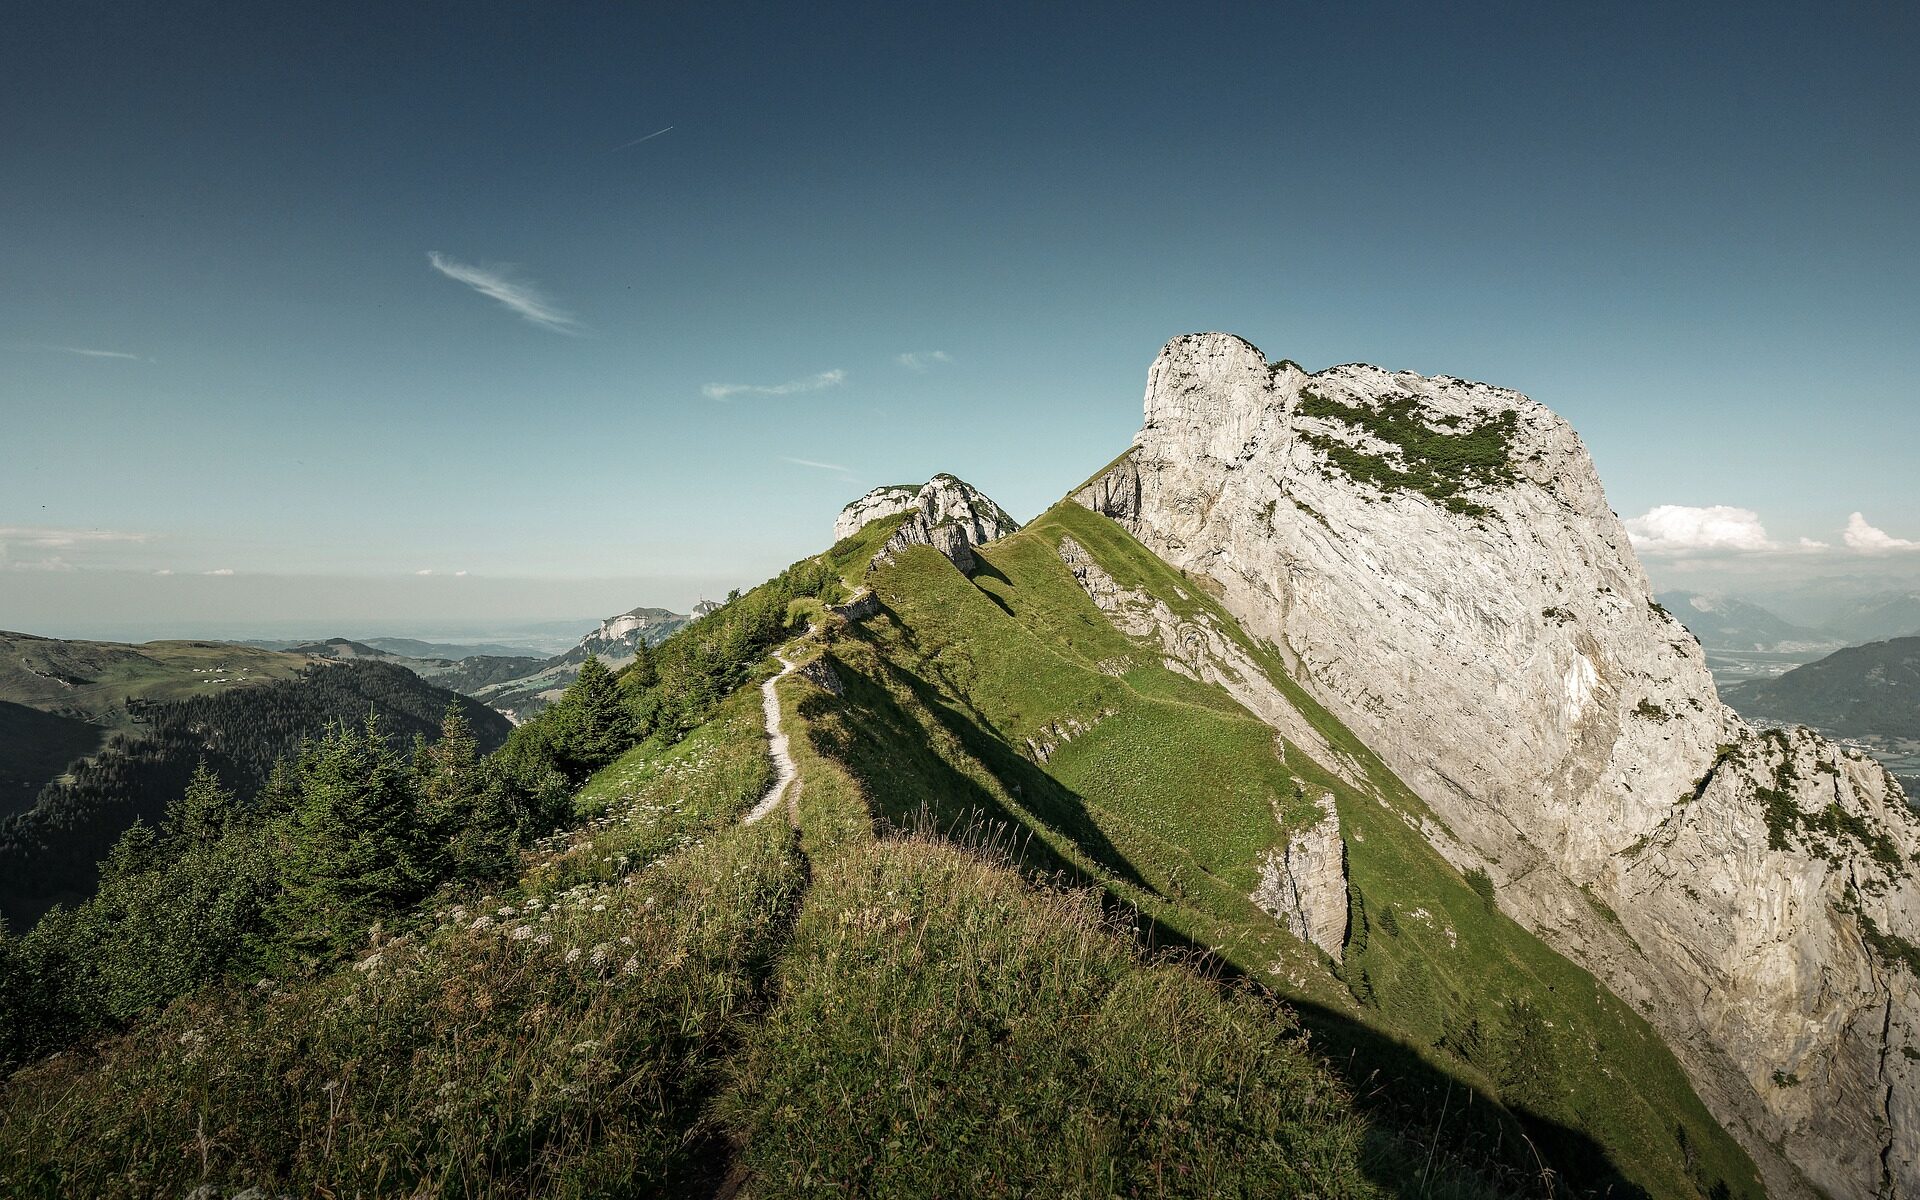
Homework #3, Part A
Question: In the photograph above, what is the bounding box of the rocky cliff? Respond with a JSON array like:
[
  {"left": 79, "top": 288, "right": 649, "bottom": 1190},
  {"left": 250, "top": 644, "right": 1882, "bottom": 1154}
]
[
  {"left": 1076, "top": 332, "right": 1920, "bottom": 1200},
  {"left": 840, "top": 474, "right": 1021, "bottom": 573}
]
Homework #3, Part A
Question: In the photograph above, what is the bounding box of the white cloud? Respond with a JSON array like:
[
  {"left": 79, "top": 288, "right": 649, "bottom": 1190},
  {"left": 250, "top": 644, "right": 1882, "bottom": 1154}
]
[
  {"left": 895, "top": 351, "right": 952, "bottom": 372},
  {"left": 1625, "top": 505, "right": 1779, "bottom": 555},
  {"left": 7, "top": 556, "right": 75, "bottom": 572},
  {"left": 427, "top": 251, "right": 579, "bottom": 334},
  {"left": 454, "top": 570, "right": 469, "bottom": 577},
  {"left": 702, "top": 369, "right": 846, "bottom": 401},
  {"left": 204, "top": 568, "right": 235, "bottom": 576},
  {"left": 45, "top": 345, "right": 149, "bottom": 361},
  {"left": 780, "top": 455, "right": 852, "bottom": 473},
  {"left": 416, "top": 568, "right": 434, "bottom": 576},
  {"left": 1844, "top": 512, "right": 1920, "bottom": 553}
]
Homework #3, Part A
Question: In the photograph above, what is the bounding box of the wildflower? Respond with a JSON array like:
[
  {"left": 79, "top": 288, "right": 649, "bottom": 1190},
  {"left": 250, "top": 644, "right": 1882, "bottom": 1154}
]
[
  {"left": 512, "top": 925, "right": 534, "bottom": 941},
  {"left": 590, "top": 942, "right": 613, "bottom": 966},
  {"left": 535, "top": 932, "right": 554, "bottom": 946},
  {"left": 564, "top": 947, "right": 582, "bottom": 964},
  {"left": 497, "top": 906, "right": 516, "bottom": 917},
  {"left": 622, "top": 955, "right": 641, "bottom": 975},
  {"left": 471, "top": 915, "right": 494, "bottom": 932}
]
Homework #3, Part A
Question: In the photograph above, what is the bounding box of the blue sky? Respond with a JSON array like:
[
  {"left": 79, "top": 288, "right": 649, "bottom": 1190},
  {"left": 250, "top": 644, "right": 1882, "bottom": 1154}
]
[{"left": 3, "top": 2, "right": 1916, "bottom": 637}]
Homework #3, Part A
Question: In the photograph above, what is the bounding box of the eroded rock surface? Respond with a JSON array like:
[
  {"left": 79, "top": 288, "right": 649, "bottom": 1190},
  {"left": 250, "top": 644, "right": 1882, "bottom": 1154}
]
[
  {"left": 1252, "top": 790, "right": 1348, "bottom": 961},
  {"left": 1076, "top": 332, "right": 1920, "bottom": 1199},
  {"left": 846, "top": 474, "right": 1021, "bottom": 574}
]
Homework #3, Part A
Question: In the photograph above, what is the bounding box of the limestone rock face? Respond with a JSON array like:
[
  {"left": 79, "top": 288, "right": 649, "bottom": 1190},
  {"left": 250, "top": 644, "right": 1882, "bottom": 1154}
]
[
  {"left": 1252, "top": 790, "right": 1348, "bottom": 961},
  {"left": 854, "top": 474, "right": 1021, "bottom": 574},
  {"left": 834, "top": 474, "right": 1020, "bottom": 545},
  {"left": 834, "top": 485, "right": 921, "bottom": 542},
  {"left": 1077, "top": 332, "right": 1920, "bottom": 1200}
]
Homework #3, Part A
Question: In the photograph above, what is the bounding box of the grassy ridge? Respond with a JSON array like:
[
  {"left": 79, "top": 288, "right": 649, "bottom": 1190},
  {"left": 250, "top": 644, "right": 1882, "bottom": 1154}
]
[{"left": 819, "top": 500, "right": 1759, "bottom": 1200}]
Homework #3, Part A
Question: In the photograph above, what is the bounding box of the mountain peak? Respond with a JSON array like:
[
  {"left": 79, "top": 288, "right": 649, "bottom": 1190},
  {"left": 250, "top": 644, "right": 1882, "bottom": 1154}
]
[{"left": 833, "top": 474, "right": 1019, "bottom": 545}]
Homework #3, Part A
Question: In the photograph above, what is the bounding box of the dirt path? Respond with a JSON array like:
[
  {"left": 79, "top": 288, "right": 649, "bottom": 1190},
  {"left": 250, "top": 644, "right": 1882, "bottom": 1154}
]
[{"left": 742, "top": 652, "right": 800, "bottom": 825}]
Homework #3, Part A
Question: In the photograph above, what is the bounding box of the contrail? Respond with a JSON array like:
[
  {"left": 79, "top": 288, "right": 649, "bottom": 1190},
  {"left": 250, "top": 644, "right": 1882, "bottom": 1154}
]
[{"left": 613, "top": 126, "right": 674, "bottom": 151}]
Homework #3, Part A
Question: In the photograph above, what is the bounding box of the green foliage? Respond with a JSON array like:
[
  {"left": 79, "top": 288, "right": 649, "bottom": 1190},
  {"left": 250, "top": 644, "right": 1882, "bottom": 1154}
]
[
  {"left": 1297, "top": 388, "right": 1519, "bottom": 517},
  {"left": 0, "top": 660, "right": 510, "bottom": 931},
  {"left": 1465, "top": 866, "right": 1497, "bottom": 911},
  {"left": 1857, "top": 911, "right": 1920, "bottom": 978},
  {"left": 542, "top": 656, "right": 633, "bottom": 782}
]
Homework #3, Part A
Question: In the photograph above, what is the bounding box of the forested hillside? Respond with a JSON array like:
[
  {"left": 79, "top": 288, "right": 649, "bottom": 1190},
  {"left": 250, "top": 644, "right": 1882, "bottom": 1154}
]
[{"left": 0, "top": 661, "right": 509, "bottom": 929}]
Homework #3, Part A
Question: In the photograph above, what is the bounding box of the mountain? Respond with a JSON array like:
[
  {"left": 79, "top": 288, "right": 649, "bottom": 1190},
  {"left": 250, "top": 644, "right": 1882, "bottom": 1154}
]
[
  {"left": 0, "top": 632, "right": 510, "bottom": 929},
  {"left": 6, "top": 338, "right": 1914, "bottom": 1198},
  {"left": 1656, "top": 591, "right": 1840, "bottom": 653},
  {"left": 1073, "top": 333, "right": 1918, "bottom": 1198},
  {"left": 1826, "top": 592, "right": 1920, "bottom": 645},
  {"left": 1723, "top": 637, "right": 1920, "bottom": 739},
  {"left": 470, "top": 605, "right": 696, "bottom": 719}
]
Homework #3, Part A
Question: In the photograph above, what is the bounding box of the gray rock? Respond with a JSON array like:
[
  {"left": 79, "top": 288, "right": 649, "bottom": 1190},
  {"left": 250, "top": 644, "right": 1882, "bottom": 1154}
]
[
  {"left": 1252, "top": 790, "right": 1348, "bottom": 961},
  {"left": 1077, "top": 331, "right": 1920, "bottom": 1200}
]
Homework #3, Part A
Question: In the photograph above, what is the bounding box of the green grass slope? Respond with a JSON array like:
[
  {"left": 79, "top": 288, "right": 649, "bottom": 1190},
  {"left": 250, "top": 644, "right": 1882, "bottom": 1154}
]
[{"left": 796, "top": 500, "right": 1759, "bottom": 1200}]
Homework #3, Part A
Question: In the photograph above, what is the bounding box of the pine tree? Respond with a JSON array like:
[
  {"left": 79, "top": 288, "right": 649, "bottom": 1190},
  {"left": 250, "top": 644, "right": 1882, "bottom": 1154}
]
[
  {"left": 273, "top": 717, "right": 432, "bottom": 961},
  {"left": 551, "top": 656, "right": 632, "bottom": 778},
  {"left": 166, "top": 761, "right": 237, "bottom": 845}
]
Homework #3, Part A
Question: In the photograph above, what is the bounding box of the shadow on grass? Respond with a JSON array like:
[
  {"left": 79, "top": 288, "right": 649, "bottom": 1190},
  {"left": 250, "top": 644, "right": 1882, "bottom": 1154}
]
[{"left": 817, "top": 626, "right": 1659, "bottom": 1200}]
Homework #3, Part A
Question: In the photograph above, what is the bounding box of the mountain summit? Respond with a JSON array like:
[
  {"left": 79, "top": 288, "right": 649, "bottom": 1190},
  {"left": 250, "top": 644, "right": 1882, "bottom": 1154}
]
[{"left": 1077, "top": 332, "right": 1920, "bottom": 1198}]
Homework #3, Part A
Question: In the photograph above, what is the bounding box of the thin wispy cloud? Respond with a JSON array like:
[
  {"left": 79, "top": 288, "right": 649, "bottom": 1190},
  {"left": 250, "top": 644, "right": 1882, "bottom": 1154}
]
[
  {"left": 416, "top": 568, "right": 435, "bottom": 576},
  {"left": 204, "top": 568, "right": 235, "bottom": 576},
  {"left": 895, "top": 350, "right": 952, "bottom": 372},
  {"left": 427, "top": 251, "right": 579, "bottom": 334},
  {"left": 780, "top": 455, "right": 852, "bottom": 474},
  {"left": 613, "top": 125, "right": 674, "bottom": 150},
  {"left": 702, "top": 369, "right": 846, "bottom": 402},
  {"left": 0, "top": 526, "right": 151, "bottom": 571},
  {"left": 45, "top": 345, "right": 150, "bottom": 362}
]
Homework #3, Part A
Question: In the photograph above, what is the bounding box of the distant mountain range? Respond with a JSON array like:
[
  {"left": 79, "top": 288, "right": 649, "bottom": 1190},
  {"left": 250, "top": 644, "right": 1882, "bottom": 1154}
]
[{"left": 1656, "top": 591, "right": 1841, "bottom": 653}]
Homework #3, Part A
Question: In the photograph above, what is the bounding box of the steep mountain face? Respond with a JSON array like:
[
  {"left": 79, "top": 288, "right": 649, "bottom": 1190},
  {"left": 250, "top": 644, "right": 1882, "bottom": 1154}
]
[
  {"left": 1658, "top": 591, "right": 1840, "bottom": 654},
  {"left": 1076, "top": 333, "right": 1920, "bottom": 1199},
  {"left": 1725, "top": 637, "right": 1920, "bottom": 740}
]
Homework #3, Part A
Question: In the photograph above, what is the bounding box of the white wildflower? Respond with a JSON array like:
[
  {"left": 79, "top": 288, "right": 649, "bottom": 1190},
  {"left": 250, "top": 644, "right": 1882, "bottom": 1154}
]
[
  {"left": 564, "top": 947, "right": 582, "bottom": 964},
  {"left": 512, "top": 925, "right": 534, "bottom": 941},
  {"left": 622, "top": 955, "right": 640, "bottom": 975}
]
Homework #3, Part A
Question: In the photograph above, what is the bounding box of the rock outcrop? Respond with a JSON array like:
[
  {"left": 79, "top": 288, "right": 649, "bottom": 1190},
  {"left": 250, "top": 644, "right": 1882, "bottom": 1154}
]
[
  {"left": 834, "top": 484, "right": 921, "bottom": 542},
  {"left": 1076, "top": 332, "right": 1920, "bottom": 1200},
  {"left": 843, "top": 474, "right": 1021, "bottom": 574},
  {"left": 1252, "top": 790, "right": 1348, "bottom": 961}
]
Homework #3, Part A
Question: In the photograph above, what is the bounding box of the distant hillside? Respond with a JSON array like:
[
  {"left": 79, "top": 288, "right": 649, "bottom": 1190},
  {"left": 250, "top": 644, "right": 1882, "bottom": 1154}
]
[
  {"left": 1657, "top": 591, "right": 1839, "bottom": 653},
  {"left": 1722, "top": 636, "right": 1920, "bottom": 739},
  {"left": 360, "top": 637, "right": 534, "bottom": 660},
  {"left": 271, "top": 637, "right": 545, "bottom": 704},
  {"left": 0, "top": 702, "right": 102, "bottom": 819},
  {"left": 1825, "top": 592, "right": 1920, "bottom": 645},
  {"left": 474, "top": 604, "right": 697, "bottom": 719},
  {"left": 0, "top": 655, "right": 509, "bottom": 930}
]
